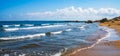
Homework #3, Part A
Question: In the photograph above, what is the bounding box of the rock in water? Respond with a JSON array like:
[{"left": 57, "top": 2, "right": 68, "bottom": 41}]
[{"left": 45, "top": 32, "right": 51, "bottom": 36}]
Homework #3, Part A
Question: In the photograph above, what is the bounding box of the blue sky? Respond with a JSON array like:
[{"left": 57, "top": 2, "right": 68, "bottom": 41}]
[{"left": 0, "top": 0, "right": 120, "bottom": 21}]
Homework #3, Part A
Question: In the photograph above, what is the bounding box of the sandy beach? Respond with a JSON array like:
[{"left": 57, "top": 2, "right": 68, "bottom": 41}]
[{"left": 62, "top": 20, "right": 120, "bottom": 56}]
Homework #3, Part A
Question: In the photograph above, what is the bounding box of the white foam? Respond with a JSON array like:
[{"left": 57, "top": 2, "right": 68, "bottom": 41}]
[
  {"left": 51, "top": 48, "right": 68, "bottom": 56},
  {"left": 14, "top": 24, "right": 20, "bottom": 27},
  {"left": 5, "top": 28, "right": 19, "bottom": 31},
  {"left": 51, "top": 52, "right": 62, "bottom": 56},
  {"left": 78, "top": 25, "right": 86, "bottom": 30},
  {"left": 101, "top": 27, "right": 120, "bottom": 41},
  {"left": 41, "top": 24, "right": 50, "bottom": 26},
  {"left": 3, "top": 25, "right": 20, "bottom": 27},
  {"left": 42, "top": 25, "right": 63, "bottom": 28},
  {"left": 18, "top": 54, "right": 26, "bottom": 56},
  {"left": 65, "top": 29, "right": 72, "bottom": 31},
  {"left": 51, "top": 31, "right": 63, "bottom": 35},
  {"left": 4, "top": 25, "right": 64, "bottom": 31},
  {"left": 4, "top": 54, "right": 9, "bottom": 56},
  {"left": 0, "top": 30, "right": 64, "bottom": 40},
  {"left": 3, "top": 25, "right": 9, "bottom": 27},
  {"left": 66, "top": 26, "right": 111, "bottom": 56},
  {"left": 24, "top": 24, "right": 34, "bottom": 26},
  {"left": 0, "top": 33, "right": 45, "bottom": 40},
  {"left": 21, "top": 25, "right": 63, "bottom": 30}
]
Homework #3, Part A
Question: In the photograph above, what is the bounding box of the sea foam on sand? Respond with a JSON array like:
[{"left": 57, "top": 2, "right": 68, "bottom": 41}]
[{"left": 58, "top": 26, "right": 119, "bottom": 56}]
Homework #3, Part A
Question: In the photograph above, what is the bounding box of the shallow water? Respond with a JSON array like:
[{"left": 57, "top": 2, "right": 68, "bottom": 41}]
[{"left": 0, "top": 21, "right": 106, "bottom": 56}]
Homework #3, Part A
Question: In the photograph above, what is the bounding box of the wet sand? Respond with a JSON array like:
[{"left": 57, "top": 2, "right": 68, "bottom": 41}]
[
  {"left": 62, "top": 21, "right": 120, "bottom": 56},
  {"left": 65, "top": 41, "right": 120, "bottom": 56}
]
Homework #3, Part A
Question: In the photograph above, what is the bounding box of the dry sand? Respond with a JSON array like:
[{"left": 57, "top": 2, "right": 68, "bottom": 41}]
[
  {"left": 100, "top": 20, "right": 120, "bottom": 35},
  {"left": 62, "top": 21, "right": 120, "bottom": 56}
]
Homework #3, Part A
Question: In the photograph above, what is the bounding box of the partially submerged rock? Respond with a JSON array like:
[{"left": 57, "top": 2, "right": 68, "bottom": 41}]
[{"left": 45, "top": 32, "right": 51, "bottom": 36}]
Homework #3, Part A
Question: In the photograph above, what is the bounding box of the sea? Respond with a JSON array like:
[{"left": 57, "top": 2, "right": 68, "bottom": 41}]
[{"left": 0, "top": 21, "right": 109, "bottom": 56}]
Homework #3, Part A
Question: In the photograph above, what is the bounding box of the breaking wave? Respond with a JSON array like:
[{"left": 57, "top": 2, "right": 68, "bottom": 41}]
[
  {"left": 4, "top": 25, "right": 64, "bottom": 31},
  {"left": 0, "top": 30, "right": 65, "bottom": 40}
]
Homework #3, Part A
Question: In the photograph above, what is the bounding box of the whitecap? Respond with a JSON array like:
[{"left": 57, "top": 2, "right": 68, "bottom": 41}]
[
  {"left": 0, "top": 33, "right": 45, "bottom": 40},
  {"left": 3, "top": 25, "right": 9, "bottom": 27},
  {"left": 65, "top": 29, "right": 72, "bottom": 31},
  {"left": 78, "top": 25, "right": 86, "bottom": 30},
  {"left": 0, "top": 30, "right": 64, "bottom": 40},
  {"left": 51, "top": 31, "right": 63, "bottom": 35},
  {"left": 24, "top": 24, "right": 34, "bottom": 27},
  {"left": 5, "top": 28, "right": 19, "bottom": 31},
  {"left": 41, "top": 24, "right": 50, "bottom": 26},
  {"left": 14, "top": 24, "right": 20, "bottom": 27},
  {"left": 4, "top": 25, "right": 64, "bottom": 31}
]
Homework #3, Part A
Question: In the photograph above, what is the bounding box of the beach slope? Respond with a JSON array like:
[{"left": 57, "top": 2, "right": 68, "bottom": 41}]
[{"left": 62, "top": 17, "right": 120, "bottom": 56}]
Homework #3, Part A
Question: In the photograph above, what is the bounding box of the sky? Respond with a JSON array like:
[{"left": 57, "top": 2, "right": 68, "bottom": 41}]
[{"left": 0, "top": 0, "right": 120, "bottom": 21}]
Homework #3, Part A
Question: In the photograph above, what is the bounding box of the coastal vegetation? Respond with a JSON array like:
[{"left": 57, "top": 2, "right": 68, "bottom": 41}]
[
  {"left": 100, "top": 16, "right": 120, "bottom": 35},
  {"left": 85, "top": 16, "right": 120, "bottom": 24},
  {"left": 100, "top": 16, "right": 120, "bottom": 23},
  {"left": 85, "top": 16, "right": 120, "bottom": 36},
  {"left": 85, "top": 20, "right": 93, "bottom": 23}
]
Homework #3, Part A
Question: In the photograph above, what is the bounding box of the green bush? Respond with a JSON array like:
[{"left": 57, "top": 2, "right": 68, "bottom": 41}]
[{"left": 100, "top": 18, "right": 108, "bottom": 23}]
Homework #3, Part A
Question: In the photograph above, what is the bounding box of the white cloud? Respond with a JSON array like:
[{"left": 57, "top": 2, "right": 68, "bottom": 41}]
[{"left": 26, "top": 6, "right": 120, "bottom": 20}]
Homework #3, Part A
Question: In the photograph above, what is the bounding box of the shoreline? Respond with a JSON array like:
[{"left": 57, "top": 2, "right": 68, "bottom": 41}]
[
  {"left": 61, "top": 21, "right": 120, "bottom": 56},
  {"left": 100, "top": 20, "right": 120, "bottom": 35}
]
